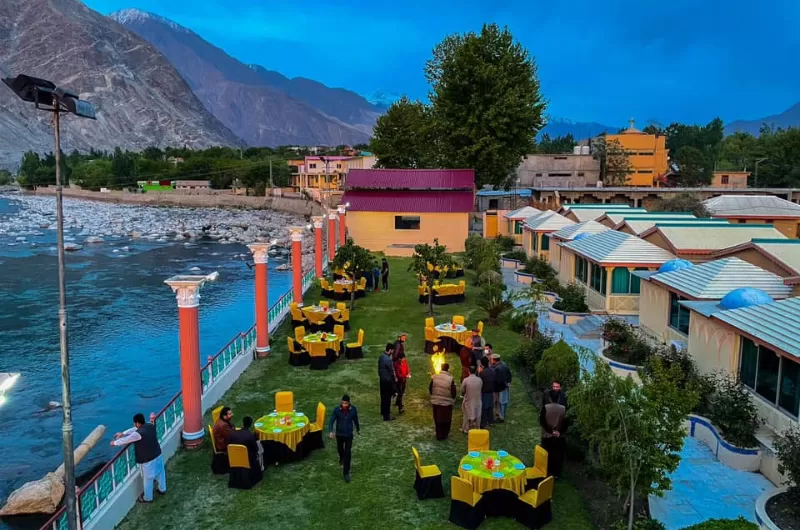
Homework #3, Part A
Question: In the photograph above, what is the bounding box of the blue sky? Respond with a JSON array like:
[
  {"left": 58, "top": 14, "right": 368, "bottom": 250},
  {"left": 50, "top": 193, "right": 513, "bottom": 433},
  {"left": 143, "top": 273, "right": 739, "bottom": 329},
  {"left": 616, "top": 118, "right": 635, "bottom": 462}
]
[{"left": 86, "top": 0, "right": 799, "bottom": 127}]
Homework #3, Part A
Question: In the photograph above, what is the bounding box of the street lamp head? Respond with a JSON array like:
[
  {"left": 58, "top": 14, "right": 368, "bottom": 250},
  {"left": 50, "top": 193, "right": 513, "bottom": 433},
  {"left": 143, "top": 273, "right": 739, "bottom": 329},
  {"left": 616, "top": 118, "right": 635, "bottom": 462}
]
[{"left": 2, "top": 74, "right": 96, "bottom": 119}]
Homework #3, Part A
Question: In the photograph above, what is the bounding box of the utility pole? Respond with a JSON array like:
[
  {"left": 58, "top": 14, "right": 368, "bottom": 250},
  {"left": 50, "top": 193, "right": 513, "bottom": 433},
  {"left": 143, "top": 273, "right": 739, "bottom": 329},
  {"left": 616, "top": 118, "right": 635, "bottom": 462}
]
[
  {"left": 269, "top": 158, "right": 273, "bottom": 190},
  {"left": 754, "top": 157, "right": 768, "bottom": 188}
]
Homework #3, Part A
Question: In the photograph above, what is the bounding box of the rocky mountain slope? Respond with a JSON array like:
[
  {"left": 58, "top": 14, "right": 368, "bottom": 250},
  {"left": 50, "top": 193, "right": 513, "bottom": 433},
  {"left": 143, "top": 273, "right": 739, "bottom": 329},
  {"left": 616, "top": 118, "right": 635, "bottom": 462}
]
[
  {"left": 0, "top": 0, "right": 241, "bottom": 169},
  {"left": 111, "top": 9, "right": 377, "bottom": 147},
  {"left": 725, "top": 101, "right": 800, "bottom": 136}
]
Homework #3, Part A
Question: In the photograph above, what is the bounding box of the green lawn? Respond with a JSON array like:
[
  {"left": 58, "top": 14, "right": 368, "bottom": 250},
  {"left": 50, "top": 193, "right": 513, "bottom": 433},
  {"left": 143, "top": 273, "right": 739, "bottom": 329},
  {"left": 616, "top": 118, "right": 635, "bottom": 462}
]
[{"left": 118, "top": 258, "right": 593, "bottom": 530}]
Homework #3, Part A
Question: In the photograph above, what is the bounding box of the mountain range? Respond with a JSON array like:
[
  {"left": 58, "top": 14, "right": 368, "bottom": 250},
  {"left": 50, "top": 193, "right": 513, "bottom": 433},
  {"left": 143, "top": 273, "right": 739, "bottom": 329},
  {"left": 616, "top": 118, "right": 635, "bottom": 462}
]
[{"left": 724, "top": 102, "right": 800, "bottom": 136}]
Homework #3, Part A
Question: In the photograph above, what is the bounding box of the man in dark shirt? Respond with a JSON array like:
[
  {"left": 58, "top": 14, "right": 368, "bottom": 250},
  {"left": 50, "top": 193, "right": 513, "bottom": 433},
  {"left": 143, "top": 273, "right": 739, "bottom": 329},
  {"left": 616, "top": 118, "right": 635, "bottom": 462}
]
[
  {"left": 378, "top": 343, "right": 396, "bottom": 421},
  {"left": 328, "top": 395, "right": 360, "bottom": 483},
  {"left": 229, "top": 416, "right": 264, "bottom": 472},
  {"left": 540, "top": 389, "right": 567, "bottom": 477},
  {"left": 381, "top": 258, "right": 390, "bottom": 291},
  {"left": 491, "top": 354, "right": 512, "bottom": 422},
  {"left": 392, "top": 333, "right": 406, "bottom": 361},
  {"left": 478, "top": 357, "right": 496, "bottom": 428},
  {"left": 212, "top": 406, "right": 235, "bottom": 453}
]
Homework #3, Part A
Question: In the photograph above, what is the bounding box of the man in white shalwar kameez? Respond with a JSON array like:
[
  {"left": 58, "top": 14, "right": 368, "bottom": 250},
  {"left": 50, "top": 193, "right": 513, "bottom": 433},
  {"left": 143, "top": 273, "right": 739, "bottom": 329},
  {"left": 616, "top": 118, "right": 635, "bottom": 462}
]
[{"left": 111, "top": 413, "right": 166, "bottom": 503}]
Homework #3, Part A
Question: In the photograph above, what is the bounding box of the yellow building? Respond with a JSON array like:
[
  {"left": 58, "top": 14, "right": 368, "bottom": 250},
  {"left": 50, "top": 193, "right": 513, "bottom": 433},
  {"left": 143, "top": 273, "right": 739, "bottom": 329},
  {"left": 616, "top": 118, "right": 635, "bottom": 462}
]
[
  {"left": 713, "top": 239, "right": 800, "bottom": 296},
  {"left": 558, "top": 230, "right": 674, "bottom": 314},
  {"left": 636, "top": 257, "right": 791, "bottom": 346},
  {"left": 521, "top": 210, "right": 574, "bottom": 261},
  {"left": 640, "top": 223, "right": 787, "bottom": 262},
  {"left": 291, "top": 154, "right": 377, "bottom": 192},
  {"left": 704, "top": 195, "right": 800, "bottom": 238},
  {"left": 342, "top": 169, "right": 474, "bottom": 256},
  {"left": 712, "top": 171, "right": 749, "bottom": 188},
  {"left": 605, "top": 120, "right": 669, "bottom": 186}
]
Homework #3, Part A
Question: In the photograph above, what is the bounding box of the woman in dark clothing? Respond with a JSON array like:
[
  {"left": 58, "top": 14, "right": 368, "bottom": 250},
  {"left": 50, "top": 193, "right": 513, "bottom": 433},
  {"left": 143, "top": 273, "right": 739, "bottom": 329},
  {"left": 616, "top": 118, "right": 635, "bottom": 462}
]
[{"left": 381, "top": 258, "right": 390, "bottom": 291}]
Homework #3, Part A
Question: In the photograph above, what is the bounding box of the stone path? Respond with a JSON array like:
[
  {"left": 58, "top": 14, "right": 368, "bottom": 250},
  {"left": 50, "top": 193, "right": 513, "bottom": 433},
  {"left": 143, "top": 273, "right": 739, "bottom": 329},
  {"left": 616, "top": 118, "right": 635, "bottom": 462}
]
[{"left": 502, "top": 266, "right": 775, "bottom": 529}]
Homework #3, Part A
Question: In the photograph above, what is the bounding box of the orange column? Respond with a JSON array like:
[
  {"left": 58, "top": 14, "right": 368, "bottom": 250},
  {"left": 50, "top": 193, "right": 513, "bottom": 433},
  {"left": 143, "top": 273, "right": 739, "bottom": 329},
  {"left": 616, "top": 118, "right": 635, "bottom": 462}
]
[
  {"left": 312, "top": 216, "right": 324, "bottom": 278},
  {"left": 327, "top": 210, "right": 337, "bottom": 261},
  {"left": 337, "top": 204, "right": 347, "bottom": 245},
  {"left": 247, "top": 243, "right": 270, "bottom": 357},
  {"left": 165, "top": 276, "right": 209, "bottom": 449},
  {"left": 290, "top": 227, "right": 304, "bottom": 305}
]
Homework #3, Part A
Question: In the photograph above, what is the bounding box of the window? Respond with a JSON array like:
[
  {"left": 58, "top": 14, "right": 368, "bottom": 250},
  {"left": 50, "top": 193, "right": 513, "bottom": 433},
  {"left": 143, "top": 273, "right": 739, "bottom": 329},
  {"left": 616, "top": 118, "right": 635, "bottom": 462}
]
[
  {"left": 549, "top": 173, "right": 572, "bottom": 177},
  {"left": 578, "top": 172, "right": 585, "bottom": 176},
  {"left": 668, "top": 292, "right": 690, "bottom": 335},
  {"left": 394, "top": 216, "right": 420, "bottom": 230},
  {"left": 721, "top": 175, "right": 729, "bottom": 184},
  {"left": 336, "top": 164, "right": 342, "bottom": 169},
  {"left": 738, "top": 219, "right": 747, "bottom": 224},
  {"left": 590, "top": 263, "right": 606, "bottom": 294},
  {"left": 535, "top": 173, "right": 543, "bottom": 177},
  {"left": 575, "top": 256, "right": 589, "bottom": 283},
  {"left": 532, "top": 232, "right": 538, "bottom": 252},
  {"left": 514, "top": 221, "right": 523, "bottom": 235},
  {"left": 554, "top": 156, "right": 568, "bottom": 160},
  {"left": 310, "top": 163, "right": 317, "bottom": 169},
  {"left": 637, "top": 170, "right": 654, "bottom": 174},
  {"left": 611, "top": 267, "right": 646, "bottom": 294},
  {"left": 740, "top": 337, "right": 800, "bottom": 417},
  {"left": 488, "top": 199, "right": 498, "bottom": 209},
  {"left": 638, "top": 151, "right": 654, "bottom": 156},
  {"left": 541, "top": 235, "right": 550, "bottom": 251}
]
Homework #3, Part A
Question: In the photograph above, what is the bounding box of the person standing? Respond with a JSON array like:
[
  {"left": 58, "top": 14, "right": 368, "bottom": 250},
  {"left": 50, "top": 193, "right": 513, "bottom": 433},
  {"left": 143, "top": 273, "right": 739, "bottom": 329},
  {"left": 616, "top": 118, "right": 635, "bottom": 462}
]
[
  {"left": 394, "top": 349, "right": 411, "bottom": 414},
  {"left": 212, "top": 406, "right": 235, "bottom": 453},
  {"left": 111, "top": 413, "right": 166, "bottom": 503},
  {"left": 478, "top": 357, "right": 495, "bottom": 428},
  {"left": 469, "top": 329, "right": 485, "bottom": 368},
  {"left": 458, "top": 343, "right": 472, "bottom": 383},
  {"left": 328, "top": 395, "right": 360, "bottom": 483},
  {"left": 543, "top": 379, "right": 568, "bottom": 408},
  {"left": 540, "top": 390, "right": 567, "bottom": 478},
  {"left": 378, "top": 343, "right": 396, "bottom": 421},
  {"left": 429, "top": 363, "right": 457, "bottom": 440},
  {"left": 381, "top": 258, "right": 390, "bottom": 291},
  {"left": 373, "top": 264, "right": 381, "bottom": 293},
  {"left": 491, "top": 354, "right": 512, "bottom": 422},
  {"left": 229, "top": 416, "right": 264, "bottom": 472},
  {"left": 460, "top": 367, "right": 483, "bottom": 433},
  {"left": 392, "top": 332, "right": 407, "bottom": 361}
]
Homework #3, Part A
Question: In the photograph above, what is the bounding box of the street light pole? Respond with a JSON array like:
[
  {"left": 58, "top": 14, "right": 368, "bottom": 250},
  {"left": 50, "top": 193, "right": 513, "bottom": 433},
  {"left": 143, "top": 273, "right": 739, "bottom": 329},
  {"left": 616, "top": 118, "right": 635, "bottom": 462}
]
[
  {"left": 52, "top": 98, "right": 78, "bottom": 530},
  {"left": 754, "top": 157, "right": 768, "bottom": 188}
]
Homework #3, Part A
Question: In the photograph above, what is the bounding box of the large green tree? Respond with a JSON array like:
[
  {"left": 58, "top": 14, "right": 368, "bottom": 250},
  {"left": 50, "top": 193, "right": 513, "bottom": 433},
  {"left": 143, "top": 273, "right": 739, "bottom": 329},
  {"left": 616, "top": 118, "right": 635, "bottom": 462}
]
[
  {"left": 425, "top": 23, "right": 546, "bottom": 188},
  {"left": 537, "top": 133, "right": 576, "bottom": 154},
  {"left": 594, "top": 137, "right": 633, "bottom": 186},
  {"left": 673, "top": 145, "right": 713, "bottom": 186},
  {"left": 370, "top": 96, "right": 436, "bottom": 168}
]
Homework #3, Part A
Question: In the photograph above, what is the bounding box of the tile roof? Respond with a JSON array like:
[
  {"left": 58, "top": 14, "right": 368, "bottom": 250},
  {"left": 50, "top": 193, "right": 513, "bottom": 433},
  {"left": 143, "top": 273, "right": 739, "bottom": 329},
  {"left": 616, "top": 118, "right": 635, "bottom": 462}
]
[
  {"left": 345, "top": 169, "right": 474, "bottom": 190},
  {"left": 523, "top": 210, "right": 575, "bottom": 231},
  {"left": 679, "top": 300, "right": 727, "bottom": 318},
  {"left": 504, "top": 206, "right": 541, "bottom": 220},
  {"left": 713, "top": 297, "right": 800, "bottom": 358},
  {"left": 562, "top": 230, "right": 675, "bottom": 266},
  {"left": 641, "top": 224, "right": 787, "bottom": 253},
  {"left": 550, "top": 220, "right": 610, "bottom": 241},
  {"left": 649, "top": 257, "right": 792, "bottom": 299},
  {"left": 342, "top": 190, "right": 474, "bottom": 213},
  {"left": 704, "top": 195, "right": 800, "bottom": 218},
  {"left": 618, "top": 219, "right": 728, "bottom": 236}
]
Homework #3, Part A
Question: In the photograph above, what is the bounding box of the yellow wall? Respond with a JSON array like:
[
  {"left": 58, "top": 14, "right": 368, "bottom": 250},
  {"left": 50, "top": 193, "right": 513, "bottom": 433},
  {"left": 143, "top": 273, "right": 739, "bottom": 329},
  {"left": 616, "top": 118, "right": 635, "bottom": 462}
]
[
  {"left": 558, "top": 246, "right": 574, "bottom": 284},
  {"left": 522, "top": 229, "right": 533, "bottom": 256},
  {"left": 717, "top": 217, "right": 800, "bottom": 239},
  {"left": 639, "top": 280, "right": 670, "bottom": 341},
  {"left": 712, "top": 171, "right": 749, "bottom": 188},
  {"left": 549, "top": 242, "right": 561, "bottom": 272},
  {"left": 484, "top": 212, "right": 498, "bottom": 238},
  {"left": 687, "top": 312, "right": 740, "bottom": 376},
  {"left": 606, "top": 131, "right": 669, "bottom": 186},
  {"left": 347, "top": 211, "right": 468, "bottom": 255}
]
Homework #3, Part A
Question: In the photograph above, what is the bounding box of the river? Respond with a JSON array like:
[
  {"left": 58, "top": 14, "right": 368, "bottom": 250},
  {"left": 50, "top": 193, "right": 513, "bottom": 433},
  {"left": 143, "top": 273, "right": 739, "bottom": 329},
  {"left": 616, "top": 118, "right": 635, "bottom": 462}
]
[{"left": 0, "top": 196, "right": 293, "bottom": 528}]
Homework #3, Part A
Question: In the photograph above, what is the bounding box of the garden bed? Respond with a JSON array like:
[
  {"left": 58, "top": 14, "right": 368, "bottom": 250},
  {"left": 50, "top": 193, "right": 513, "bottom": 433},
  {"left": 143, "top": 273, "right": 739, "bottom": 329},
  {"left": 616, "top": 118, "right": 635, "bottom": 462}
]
[
  {"left": 596, "top": 348, "right": 643, "bottom": 384},
  {"left": 501, "top": 257, "right": 523, "bottom": 269},
  {"left": 514, "top": 270, "right": 536, "bottom": 283},
  {"left": 758, "top": 488, "right": 800, "bottom": 530},
  {"left": 548, "top": 306, "right": 589, "bottom": 325},
  {"left": 686, "top": 415, "right": 761, "bottom": 472}
]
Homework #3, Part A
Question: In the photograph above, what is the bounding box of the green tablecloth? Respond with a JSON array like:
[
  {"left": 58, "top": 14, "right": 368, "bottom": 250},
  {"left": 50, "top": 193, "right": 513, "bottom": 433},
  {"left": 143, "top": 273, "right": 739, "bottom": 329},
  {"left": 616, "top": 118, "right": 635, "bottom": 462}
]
[
  {"left": 458, "top": 450, "right": 526, "bottom": 495},
  {"left": 254, "top": 412, "right": 311, "bottom": 451}
]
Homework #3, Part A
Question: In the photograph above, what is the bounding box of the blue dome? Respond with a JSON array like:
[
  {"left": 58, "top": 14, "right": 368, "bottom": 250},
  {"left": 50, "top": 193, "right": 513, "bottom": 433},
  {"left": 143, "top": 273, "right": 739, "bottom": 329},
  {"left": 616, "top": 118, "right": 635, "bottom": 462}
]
[
  {"left": 720, "top": 288, "right": 774, "bottom": 310},
  {"left": 573, "top": 233, "right": 593, "bottom": 241},
  {"left": 658, "top": 259, "right": 694, "bottom": 273}
]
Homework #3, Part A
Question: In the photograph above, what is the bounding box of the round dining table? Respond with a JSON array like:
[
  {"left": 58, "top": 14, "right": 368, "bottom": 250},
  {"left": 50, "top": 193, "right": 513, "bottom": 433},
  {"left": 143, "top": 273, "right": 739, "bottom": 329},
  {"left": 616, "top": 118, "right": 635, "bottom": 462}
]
[
  {"left": 434, "top": 323, "right": 469, "bottom": 350},
  {"left": 253, "top": 412, "right": 311, "bottom": 453},
  {"left": 458, "top": 449, "right": 527, "bottom": 496},
  {"left": 302, "top": 306, "right": 340, "bottom": 323}
]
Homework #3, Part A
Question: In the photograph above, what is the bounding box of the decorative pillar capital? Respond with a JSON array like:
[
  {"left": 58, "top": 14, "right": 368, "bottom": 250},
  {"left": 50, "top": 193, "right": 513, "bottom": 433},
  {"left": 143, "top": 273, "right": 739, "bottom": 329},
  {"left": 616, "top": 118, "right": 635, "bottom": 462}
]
[
  {"left": 165, "top": 274, "right": 216, "bottom": 308},
  {"left": 327, "top": 210, "right": 338, "bottom": 221},
  {"left": 247, "top": 243, "right": 270, "bottom": 265},
  {"left": 289, "top": 226, "right": 304, "bottom": 242},
  {"left": 337, "top": 204, "right": 347, "bottom": 215},
  {"left": 311, "top": 216, "right": 325, "bottom": 229}
]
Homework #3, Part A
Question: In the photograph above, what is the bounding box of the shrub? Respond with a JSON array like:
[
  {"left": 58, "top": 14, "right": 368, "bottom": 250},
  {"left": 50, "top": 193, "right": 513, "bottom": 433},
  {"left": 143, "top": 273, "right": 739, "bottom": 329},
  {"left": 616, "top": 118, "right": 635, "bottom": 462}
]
[
  {"left": 495, "top": 234, "right": 516, "bottom": 251},
  {"left": 680, "top": 518, "right": 757, "bottom": 530},
  {"left": 476, "top": 284, "right": 513, "bottom": 325},
  {"left": 707, "top": 374, "right": 760, "bottom": 448},
  {"left": 535, "top": 340, "right": 580, "bottom": 390},
  {"left": 774, "top": 425, "right": 800, "bottom": 502},
  {"left": 552, "top": 282, "right": 589, "bottom": 313},
  {"left": 464, "top": 235, "right": 501, "bottom": 276},
  {"left": 508, "top": 309, "right": 537, "bottom": 334},
  {"left": 522, "top": 256, "right": 557, "bottom": 280},
  {"left": 602, "top": 318, "right": 653, "bottom": 366},
  {"left": 610, "top": 517, "right": 666, "bottom": 530},
  {"left": 477, "top": 270, "right": 503, "bottom": 286},
  {"left": 512, "top": 330, "right": 555, "bottom": 374},
  {"left": 644, "top": 345, "right": 715, "bottom": 415},
  {"left": 503, "top": 249, "right": 527, "bottom": 262}
]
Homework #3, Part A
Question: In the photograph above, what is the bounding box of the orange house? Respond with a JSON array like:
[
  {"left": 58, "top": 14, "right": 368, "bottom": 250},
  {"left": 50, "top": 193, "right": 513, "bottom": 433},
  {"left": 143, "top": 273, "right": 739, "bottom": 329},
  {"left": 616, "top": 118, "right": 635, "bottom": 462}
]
[{"left": 605, "top": 120, "right": 669, "bottom": 186}]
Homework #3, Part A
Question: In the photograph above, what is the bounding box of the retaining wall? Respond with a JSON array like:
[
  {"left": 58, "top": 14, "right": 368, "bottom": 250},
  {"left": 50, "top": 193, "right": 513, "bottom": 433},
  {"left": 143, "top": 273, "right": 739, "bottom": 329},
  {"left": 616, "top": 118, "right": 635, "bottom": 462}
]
[{"left": 685, "top": 414, "right": 761, "bottom": 472}]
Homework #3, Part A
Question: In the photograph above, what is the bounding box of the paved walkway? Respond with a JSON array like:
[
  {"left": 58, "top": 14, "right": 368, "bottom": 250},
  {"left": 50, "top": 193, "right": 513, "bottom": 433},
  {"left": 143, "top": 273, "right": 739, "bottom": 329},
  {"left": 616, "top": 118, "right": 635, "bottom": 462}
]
[{"left": 502, "top": 266, "right": 775, "bottom": 529}]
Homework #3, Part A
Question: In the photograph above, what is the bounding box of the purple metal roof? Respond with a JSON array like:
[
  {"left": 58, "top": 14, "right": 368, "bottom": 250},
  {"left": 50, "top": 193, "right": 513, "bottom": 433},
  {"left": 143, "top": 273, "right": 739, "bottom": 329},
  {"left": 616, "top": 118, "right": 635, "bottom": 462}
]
[
  {"left": 342, "top": 190, "right": 474, "bottom": 213},
  {"left": 345, "top": 169, "right": 475, "bottom": 190}
]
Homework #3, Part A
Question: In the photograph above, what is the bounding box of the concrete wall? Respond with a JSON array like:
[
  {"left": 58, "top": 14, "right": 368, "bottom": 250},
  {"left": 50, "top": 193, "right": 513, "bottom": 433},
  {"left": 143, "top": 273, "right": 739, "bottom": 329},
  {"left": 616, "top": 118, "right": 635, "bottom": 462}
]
[
  {"left": 347, "top": 211, "right": 468, "bottom": 254},
  {"left": 31, "top": 187, "right": 325, "bottom": 217},
  {"left": 639, "top": 280, "right": 670, "bottom": 342},
  {"left": 687, "top": 312, "right": 740, "bottom": 376},
  {"left": 557, "top": 245, "right": 574, "bottom": 284},
  {"left": 517, "top": 154, "right": 601, "bottom": 188},
  {"left": 712, "top": 171, "right": 749, "bottom": 189}
]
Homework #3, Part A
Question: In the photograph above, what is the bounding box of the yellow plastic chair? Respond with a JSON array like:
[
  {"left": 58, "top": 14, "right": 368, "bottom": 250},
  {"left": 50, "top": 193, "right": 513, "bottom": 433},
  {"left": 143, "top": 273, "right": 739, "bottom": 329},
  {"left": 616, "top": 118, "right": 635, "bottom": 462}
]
[
  {"left": 477, "top": 321, "right": 484, "bottom": 336},
  {"left": 424, "top": 327, "right": 441, "bottom": 354},
  {"left": 336, "top": 302, "right": 347, "bottom": 311},
  {"left": 212, "top": 405, "right": 224, "bottom": 425},
  {"left": 228, "top": 444, "right": 250, "bottom": 469},
  {"left": 526, "top": 445, "right": 549, "bottom": 482},
  {"left": 290, "top": 302, "right": 299, "bottom": 311},
  {"left": 451, "top": 476, "right": 482, "bottom": 507},
  {"left": 411, "top": 447, "right": 441, "bottom": 479},
  {"left": 320, "top": 301, "right": 329, "bottom": 309},
  {"left": 287, "top": 336, "right": 305, "bottom": 354},
  {"left": 335, "top": 308, "right": 350, "bottom": 323},
  {"left": 520, "top": 476, "right": 554, "bottom": 508},
  {"left": 452, "top": 315, "right": 465, "bottom": 326},
  {"left": 294, "top": 326, "right": 306, "bottom": 343},
  {"left": 308, "top": 341, "right": 328, "bottom": 357},
  {"left": 310, "top": 402, "right": 326, "bottom": 433},
  {"left": 412, "top": 446, "right": 444, "bottom": 499},
  {"left": 467, "top": 429, "right": 490, "bottom": 452},
  {"left": 425, "top": 317, "right": 435, "bottom": 329},
  {"left": 275, "top": 391, "right": 294, "bottom": 413},
  {"left": 347, "top": 329, "right": 364, "bottom": 349}
]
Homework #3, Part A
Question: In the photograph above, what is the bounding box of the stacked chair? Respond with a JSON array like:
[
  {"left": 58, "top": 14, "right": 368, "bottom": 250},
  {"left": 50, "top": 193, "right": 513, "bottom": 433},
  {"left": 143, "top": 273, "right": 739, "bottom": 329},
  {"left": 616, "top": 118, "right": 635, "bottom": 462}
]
[
  {"left": 287, "top": 337, "right": 310, "bottom": 366},
  {"left": 227, "top": 444, "right": 262, "bottom": 489},
  {"left": 345, "top": 329, "right": 364, "bottom": 359},
  {"left": 411, "top": 447, "right": 444, "bottom": 500},
  {"left": 304, "top": 402, "right": 327, "bottom": 454},
  {"left": 449, "top": 476, "right": 485, "bottom": 529},
  {"left": 208, "top": 424, "right": 229, "bottom": 475}
]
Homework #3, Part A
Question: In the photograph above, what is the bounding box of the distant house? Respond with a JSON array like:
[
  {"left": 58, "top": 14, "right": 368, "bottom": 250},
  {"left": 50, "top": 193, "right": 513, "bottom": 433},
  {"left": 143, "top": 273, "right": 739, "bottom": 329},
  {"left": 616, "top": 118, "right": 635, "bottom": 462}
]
[
  {"left": 475, "top": 188, "right": 532, "bottom": 212},
  {"left": 640, "top": 223, "right": 788, "bottom": 262},
  {"left": 604, "top": 120, "right": 670, "bottom": 186},
  {"left": 342, "top": 169, "right": 475, "bottom": 256},
  {"left": 167, "top": 156, "right": 184, "bottom": 166},
  {"left": 516, "top": 152, "right": 601, "bottom": 188},
  {"left": 712, "top": 171, "right": 749, "bottom": 189},
  {"left": 713, "top": 238, "right": 800, "bottom": 296},
  {"left": 175, "top": 180, "right": 211, "bottom": 190},
  {"left": 522, "top": 210, "right": 575, "bottom": 260},
  {"left": 704, "top": 195, "right": 800, "bottom": 238},
  {"left": 290, "top": 155, "right": 377, "bottom": 192}
]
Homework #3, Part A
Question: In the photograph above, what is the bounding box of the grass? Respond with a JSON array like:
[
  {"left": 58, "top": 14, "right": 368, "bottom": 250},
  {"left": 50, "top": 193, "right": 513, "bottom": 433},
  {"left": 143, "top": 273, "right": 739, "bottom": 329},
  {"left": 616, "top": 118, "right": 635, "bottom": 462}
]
[{"left": 118, "top": 258, "right": 593, "bottom": 530}]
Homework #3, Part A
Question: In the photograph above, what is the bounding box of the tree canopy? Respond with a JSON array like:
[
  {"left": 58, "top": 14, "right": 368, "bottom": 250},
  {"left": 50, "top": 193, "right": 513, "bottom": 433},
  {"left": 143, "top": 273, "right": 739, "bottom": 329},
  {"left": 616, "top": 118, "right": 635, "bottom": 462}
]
[
  {"left": 536, "top": 133, "right": 576, "bottom": 154},
  {"left": 408, "top": 238, "right": 454, "bottom": 315},
  {"left": 594, "top": 137, "right": 632, "bottom": 186},
  {"left": 370, "top": 96, "right": 436, "bottom": 169},
  {"left": 332, "top": 238, "right": 376, "bottom": 309}
]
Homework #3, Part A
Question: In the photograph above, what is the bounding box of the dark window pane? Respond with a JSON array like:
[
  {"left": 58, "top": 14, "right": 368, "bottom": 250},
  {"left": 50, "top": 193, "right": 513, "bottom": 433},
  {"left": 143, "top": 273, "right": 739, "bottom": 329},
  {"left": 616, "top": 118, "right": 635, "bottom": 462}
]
[
  {"left": 756, "top": 346, "right": 780, "bottom": 404},
  {"left": 514, "top": 221, "right": 523, "bottom": 234},
  {"left": 601, "top": 267, "right": 608, "bottom": 295},
  {"left": 612, "top": 267, "right": 630, "bottom": 294},
  {"left": 739, "top": 338, "right": 758, "bottom": 389},
  {"left": 669, "top": 292, "right": 680, "bottom": 330},
  {"left": 678, "top": 304, "right": 690, "bottom": 335},
  {"left": 541, "top": 235, "right": 550, "bottom": 251},
  {"left": 630, "top": 272, "right": 642, "bottom": 294},
  {"left": 394, "top": 216, "right": 420, "bottom": 230},
  {"left": 779, "top": 358, "right": 800, "bottom": 416}
]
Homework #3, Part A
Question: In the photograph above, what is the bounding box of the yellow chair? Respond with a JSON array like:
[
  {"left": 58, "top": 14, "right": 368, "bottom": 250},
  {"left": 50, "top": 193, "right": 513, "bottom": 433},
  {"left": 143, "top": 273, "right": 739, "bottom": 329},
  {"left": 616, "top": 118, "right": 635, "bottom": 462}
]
[
  {"left": 411, "top": 447, "right": 444, "bottom": 500},
  {"left": 308, "top": 341, "right": 330, "bottom": 370},
  {"left": 477, "top": 321, "right": 484, "bottom": 336},
  {"left": 453, "top": 315, "right": 465, "bottom": 326},
  {"left": 517, "top": 476, "right": 555, "bottom": 527},
  {"left": 291, "top": 307, "right": 308, "bottom": 327},
  {"left": 425, "top": 317, "right": 435, "bottom": 328},
  {"left": 424, "top": 326, "right": 441, "bottom": 354},
  {"left": 345, "top": 329, "right": 364, "bottom": 359},
  {"left": 228, "top": 444, "right": 250, "bottom": 469},
  {"left": 275, "top": 391, "right": 294, "bottom": 413},
  {"left": 333, "top": 324, "right": 345, "bottom": 352},
  {"left": 320, "top": 301, "right": 329, "bottom": 309},
  {"left": 449, "top": 476, "right": 485, "bottom": 527},
  {"left": 336, "top": 302, "right": 347, "bottom": 311},
  {"left": 468, "top": 429, "right": 490, "bottom": 452},
  {"left": 209, "top": 424, "right": 228, "bottom": 474},
  {"left": 304, "top": 401, "right": 327, "bottom": 451},
  {"left": 310, "top": 402, "right": 326, "bottom": 432},
  {"left": 227, "top": 444, "right": 261, "bottom": 489},
  {"left": 294, "top": 326, "right": 306, "bottom": 343},
  {"left": 526, "top": 445, "right": 549, "bottom": 485},
  {"left": 211, "top": 405, "right": 224, "bottom": 425}
]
